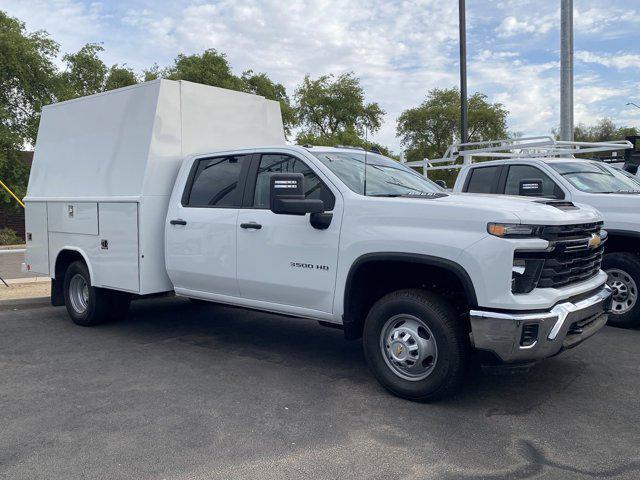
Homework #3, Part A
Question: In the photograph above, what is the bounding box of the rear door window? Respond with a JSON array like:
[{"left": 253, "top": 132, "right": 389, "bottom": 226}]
[
  {"left": 184, "top": 155, "right": 251, "bottom": 207},
  {"left": 464, "top": 166, "right": 501, "bottom": 193}
]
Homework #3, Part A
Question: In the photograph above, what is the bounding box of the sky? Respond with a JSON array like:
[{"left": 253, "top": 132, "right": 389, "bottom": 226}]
[{"left": 2, "top": 0, "right": 639, "bottom": 152}]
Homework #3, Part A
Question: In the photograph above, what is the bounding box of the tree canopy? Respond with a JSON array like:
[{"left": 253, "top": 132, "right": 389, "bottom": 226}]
[
  {"left": 0, "top": 11, "right": 59, "bottom": 208},
  {"left": 571, "top": 118, "right": 638, "bottom": 142},
  {"left": 397, "top": 88, "right": 509, "bottom": 164},
  {"left": 294, "top": 73, "right": 385, "bottom": 147},
  {"left": 58, "top": 44, "right": 139, "bottom": 100}
]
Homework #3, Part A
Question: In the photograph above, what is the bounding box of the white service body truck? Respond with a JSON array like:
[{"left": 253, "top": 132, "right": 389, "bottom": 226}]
[
  {"left": 25, "top": 80, "right": 612, "bottom": 401},
  {"left": 454, "top": 154, "right": 640, "bottom": 328}
]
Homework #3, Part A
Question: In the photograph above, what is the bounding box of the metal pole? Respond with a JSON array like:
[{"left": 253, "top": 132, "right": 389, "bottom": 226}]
[
  {"left": 459, "top": 0, "right": 468, "bottom": 144},
  {"left": 560, "top": 0, "right": 573, "bottom": 141}
]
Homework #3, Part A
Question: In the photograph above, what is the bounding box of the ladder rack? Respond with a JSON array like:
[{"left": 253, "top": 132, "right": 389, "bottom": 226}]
[{"left": 403, "top": 137, "right": 634, "bottom": 177}]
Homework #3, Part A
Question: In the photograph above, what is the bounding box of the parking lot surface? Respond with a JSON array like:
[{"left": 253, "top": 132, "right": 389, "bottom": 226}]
[{"left": 1, "top": 297, "right": 639, "bottom": 480}]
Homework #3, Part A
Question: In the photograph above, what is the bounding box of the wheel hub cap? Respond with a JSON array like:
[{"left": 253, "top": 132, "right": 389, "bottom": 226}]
[
  {"left": 606, "top": 269, "right": 637, "bottom": 315},
  {"left": 69, "top": 274, "right": 89, "bottom": 314},
  {"left": 380, "top": 314, "right": 438, "bottom": 381}
]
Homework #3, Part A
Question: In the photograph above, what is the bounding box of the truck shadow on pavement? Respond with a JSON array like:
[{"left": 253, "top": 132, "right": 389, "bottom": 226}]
[{"left": 122, "top": 297, "right": 599, "bottom": 411}]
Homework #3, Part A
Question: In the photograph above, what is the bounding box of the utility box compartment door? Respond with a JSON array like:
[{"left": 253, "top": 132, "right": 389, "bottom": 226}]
[
  {"left": 94, "top": 203, "right": 139, "bottom": 292},
  {"left": 24, "top": 202, "right": 49, "bottom": 275},
  {"left": 47, "top": 202, "right": 98, "bottom": 235}
]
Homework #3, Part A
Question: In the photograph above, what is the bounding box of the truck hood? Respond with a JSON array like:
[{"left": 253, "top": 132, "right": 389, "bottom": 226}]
[
  {"left": 572, "top": 192, "right": 640, "bottom": 231},
  {"left": 434, "top": 193, "right": 602, "bottom": 225}
]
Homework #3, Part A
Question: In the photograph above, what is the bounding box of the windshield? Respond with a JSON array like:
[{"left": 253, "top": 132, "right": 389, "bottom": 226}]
[
  {"left": 549, "top": 161, "right": 640, "bottom": 194},
  {"left": 311, "top": 150, "right": 443, "bottom": 197}
]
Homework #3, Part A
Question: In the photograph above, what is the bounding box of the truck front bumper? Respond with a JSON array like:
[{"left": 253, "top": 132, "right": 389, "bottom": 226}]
[{"left": 469, "top": 284, "right": 612, "bottom": 364}]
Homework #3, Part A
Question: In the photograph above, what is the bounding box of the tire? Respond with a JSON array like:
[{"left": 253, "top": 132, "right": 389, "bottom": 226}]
[
  {"left": 362, "top": 289, "right": 469, "bottom": 402},
  {"left": 602, "top": 252, "right": 640, "bottom": 328},
  {"left": 63, "top": 261, "right": 124, "bottom": 326}
]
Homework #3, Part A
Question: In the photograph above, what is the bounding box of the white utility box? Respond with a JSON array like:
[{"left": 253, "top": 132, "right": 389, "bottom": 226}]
[{"left": 25, "top": 79, "right": 286, "bottom": 294}]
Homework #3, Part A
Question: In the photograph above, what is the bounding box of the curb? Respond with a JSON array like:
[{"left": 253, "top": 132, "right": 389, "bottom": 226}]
[
  {"left": 3, "top": 277, "right": 51, "bottom": 285},
  {"left": 0, "top": 296, "right": 51, "bottom": 310}
]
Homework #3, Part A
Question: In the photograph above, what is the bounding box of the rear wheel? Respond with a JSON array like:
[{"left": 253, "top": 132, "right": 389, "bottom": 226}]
[
  {"left": 63, "top": 261, "right": 130, "bottom": 326},
  {"left": 603, "top": 252, "right": 640, "bottom": 328},
  {"left": 363, "top": 289, "right": 469, "bottom": 402}
]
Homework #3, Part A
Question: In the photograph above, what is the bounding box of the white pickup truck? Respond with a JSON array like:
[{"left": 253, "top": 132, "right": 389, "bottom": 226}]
[
  {"left": 24, "top": 81, "right": 612, "bottom": 401},
  {"left": 450, "top": 138, "right": 640, "bottom": 328}
]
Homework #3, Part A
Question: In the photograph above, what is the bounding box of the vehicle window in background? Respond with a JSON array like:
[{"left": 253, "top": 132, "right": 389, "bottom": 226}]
[
  {"left": 187, "top": 155, "right": 249, "bottom": 207},
  {"left": 465, "top": 166, "right": 499, "bottom": 193},
  {"left": 550, "top": 161, "right": 640, "bottom": 194},
  {"left": 504, "top": 165, "right": 563, "bottom": 198},
  {"left": 311, "top": 151, "right": 443, "bottom": 197},
  {"left": 253, "top": 154, "right": 335, "bottom": 209}
]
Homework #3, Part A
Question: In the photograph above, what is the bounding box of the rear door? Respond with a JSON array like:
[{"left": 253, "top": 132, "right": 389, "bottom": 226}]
[
  {"left": 165, "top": 154, "right": 252, "bottom": 298},
  {"left": 235, "top": 152, "right": 342, "bottom": 314}
]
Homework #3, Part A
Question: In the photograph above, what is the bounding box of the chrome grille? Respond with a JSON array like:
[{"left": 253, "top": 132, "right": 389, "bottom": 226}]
[{"left": 515, "top": 222, "right": 605, "bottom": 290}]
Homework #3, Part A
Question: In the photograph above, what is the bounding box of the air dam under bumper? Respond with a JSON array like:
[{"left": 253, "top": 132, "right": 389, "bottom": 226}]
[{"left": 469, "top": 284, "right": 612, "bottom": 364}]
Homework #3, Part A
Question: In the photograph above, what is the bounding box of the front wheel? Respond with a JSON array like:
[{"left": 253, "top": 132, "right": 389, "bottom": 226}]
[
  {"left": 603, "top": 252, "right": 640, "bottom": 328},
  {"left": 362, "top": 289, "right": 469, "bottom": 402}
]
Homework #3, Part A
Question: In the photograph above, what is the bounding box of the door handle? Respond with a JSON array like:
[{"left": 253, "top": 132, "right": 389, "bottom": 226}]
[
  {"left": 240, "top": 222, "right": 262, "bottom": 230},
  {"left": 170, "top": 219, "right": 187, "bottom": 226}
]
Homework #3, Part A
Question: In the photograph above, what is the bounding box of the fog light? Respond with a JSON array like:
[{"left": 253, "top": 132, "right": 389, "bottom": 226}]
[{"left": 520, "top": 323, "right": 539, "bottom": 347}]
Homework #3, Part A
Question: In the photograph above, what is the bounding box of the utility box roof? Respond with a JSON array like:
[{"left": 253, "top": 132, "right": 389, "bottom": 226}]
[{"left": 27, "top": 79, "right": 286, "bottom": 199}]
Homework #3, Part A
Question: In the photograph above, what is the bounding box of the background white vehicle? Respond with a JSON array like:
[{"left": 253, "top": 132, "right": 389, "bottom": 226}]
[
  {"left": 444, "top": 138, "right": 640, "bottom": 327},
  {"left": 24, "top": 82, "right": 612, "bottom": 401}
]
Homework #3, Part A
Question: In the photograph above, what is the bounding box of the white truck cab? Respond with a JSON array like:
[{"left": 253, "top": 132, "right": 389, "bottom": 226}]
[
  {"left": 25, "top": 85, "right": 612, "bottom": 401},
  {"left": 448, "top": 138, "right": 640, "bottom": 328}
]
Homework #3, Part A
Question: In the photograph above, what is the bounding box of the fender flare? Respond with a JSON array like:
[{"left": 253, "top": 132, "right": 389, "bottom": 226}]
[
  {"left": 342, "top": 252, "right": 478, "bottom": 339},
  {"left": 52, "top": 246, "right": 94, "bottom": 282}
]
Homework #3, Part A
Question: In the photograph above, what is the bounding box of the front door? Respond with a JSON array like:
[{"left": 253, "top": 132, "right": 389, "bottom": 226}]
[
  {"left": 165, "top": 154, "right": 252, "bottom": 297},
  {"left": 236, "top": 153, "right": 342, "bottom": 314}
]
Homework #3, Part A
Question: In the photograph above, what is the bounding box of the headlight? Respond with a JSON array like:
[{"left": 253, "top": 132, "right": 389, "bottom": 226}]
[{"left": 487, "top": 223, "right": 543, "bottom": 238}]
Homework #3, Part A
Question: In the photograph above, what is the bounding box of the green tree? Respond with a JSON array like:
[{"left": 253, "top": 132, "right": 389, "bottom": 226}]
[
  {"left": 294, "top": 73, "right": 385, "bottom": 147},
  {"left": 397, "top": 88, "right": 509, "bottom": 164},
  {"left": 163, "top": 49, "right": 245, "bottom": 91},
  {"left": 0, "top": 11, "right": 59, "bottom": 208},
  {"left": 142, "top": 63, "right": 161, "bottom": 82},
  {"left": 0, "top": 11, "right": 59, "bottom": 143},
  {"left": 58, "top": 43, "right": 108, "bottom": 100},
  {"left": 241, "top": 70, "right": 296, "bottom": 136},
  {"left": 570, "top": 118, "right": 638, "bottom": 142},
  {"left": 104, "top": 65, "right": 138, "bottom": 91}
]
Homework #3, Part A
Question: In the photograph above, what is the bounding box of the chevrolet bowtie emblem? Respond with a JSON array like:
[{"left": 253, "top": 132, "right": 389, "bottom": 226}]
[
  {"left": 395, "top": 345, "right": 403, "bottom": 356},
  {"left": 588, "top": 233, "right": 601, "bottom": 249}
]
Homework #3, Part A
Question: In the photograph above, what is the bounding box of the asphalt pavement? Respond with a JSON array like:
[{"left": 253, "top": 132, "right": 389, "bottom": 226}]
[{"left": 1, "top": 297, "right": 639, "bottom": 479}]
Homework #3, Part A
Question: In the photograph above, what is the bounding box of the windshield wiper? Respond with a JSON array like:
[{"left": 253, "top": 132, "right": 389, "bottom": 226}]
[{"left": 384, "top": 181, "right": 427, "bottom": 194}]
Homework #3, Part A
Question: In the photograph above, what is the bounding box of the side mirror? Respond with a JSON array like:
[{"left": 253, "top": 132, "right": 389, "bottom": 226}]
[
  {"left": 435, "top": 179, "right": 447, "bottom": 189},
  {"left": 270, "top": 173, "right": 324, "bottom": 215},
  {"left": 519, "top": 178, "right": 543, "bottom": 196}
]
